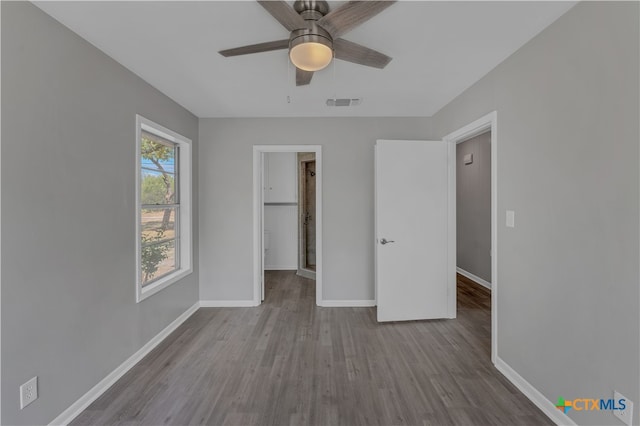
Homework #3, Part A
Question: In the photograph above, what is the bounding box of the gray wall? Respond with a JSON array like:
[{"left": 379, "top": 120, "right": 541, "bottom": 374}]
[
  {"left": 456, "top": 132, "right": 491, "bottom": 283},
  {"left": 199, "top": 118, "right": 432, "bottom": 302},
  {"left": 1, "top": 3, "right": 199, "bottom": 425},
  {"left": 432, "top": 2, "right": 639, "bottom": 425}
]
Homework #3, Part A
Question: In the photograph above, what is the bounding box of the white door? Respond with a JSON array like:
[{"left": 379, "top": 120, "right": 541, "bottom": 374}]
[{"left": 375, "top": 140, "right": 450, "bottom": 322}]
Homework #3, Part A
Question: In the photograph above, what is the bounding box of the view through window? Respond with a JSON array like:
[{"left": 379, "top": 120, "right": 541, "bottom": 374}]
[{"left": 140, "top": 130, "right": 180, "bottom": 286}]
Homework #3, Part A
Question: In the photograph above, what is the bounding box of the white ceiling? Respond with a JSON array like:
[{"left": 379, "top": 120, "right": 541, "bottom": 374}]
[{"left": 34, "top": 1, "right": 575, "bottom": 118}]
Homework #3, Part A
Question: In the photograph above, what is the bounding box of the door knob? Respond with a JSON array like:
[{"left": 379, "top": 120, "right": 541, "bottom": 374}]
[{"left": 380, "top": 238, "right": 395, "bottom": 245}]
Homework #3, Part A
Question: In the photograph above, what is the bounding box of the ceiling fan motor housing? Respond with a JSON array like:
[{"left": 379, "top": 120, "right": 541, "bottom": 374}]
[
  {"left": 293, "top": 0, "right": 330, "bottom": 19},
  {"left": 290, "top": 0, "right": 333, "bottom": 49},
  {"left": 289, "top": 25, "right": 333, "bottom": 51}
]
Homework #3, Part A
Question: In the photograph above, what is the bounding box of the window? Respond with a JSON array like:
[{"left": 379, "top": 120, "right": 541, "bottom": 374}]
[{"left": 136, "top": 115, "right": 192, "bottom": 302}]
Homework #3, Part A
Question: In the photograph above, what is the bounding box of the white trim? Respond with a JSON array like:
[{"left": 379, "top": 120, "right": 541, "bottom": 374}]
[
  {"left": 320, "top": 300, "right": 376, "bottom": 307},
  {"left": 139, "top": 269, "right": 193, "bottom": 302},
  {"left": 456, "top": 267, "right": 492, "bottom": 290},
  {"left": 443, "top": 111, "right": 498, "bottom": 364},
  {"left": 446, "top": 135, "right": 457, "bottom": 319},
  {"left": 0, "top": 2, "right": 3, "bottom": 418},
  {"left": 0, "top": 2, "right": 3, "bottom": 419},
  {"left": 373, "top": 145, "right": 378, "bottom": 305},
  {"left": 253, "top": 145, "right": 323, "bottom": 306},
  {"left": 135, "top": 115, "right": 193, "bottom": 303},
  {"left": 48, "top": 302, "right": 200, "bottom": 426},
  {"left": 495, "top": 357, "right": 576, "bottom": 426},
  {"left": 199, "top": 300, "right": 259, "bottom": 307}
]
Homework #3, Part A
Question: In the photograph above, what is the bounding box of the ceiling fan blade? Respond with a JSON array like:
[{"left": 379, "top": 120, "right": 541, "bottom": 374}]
[
  {"left": 257, "top": 0, "right": 305, "bottom": 32},
  {"left": 334, "top": 38, "right": 392, "bottom": 69},
  {"left": 317, "top": 1, "right": 396, "bottom": 38},
  {"left": 219, "top": 39, "right": 289, "bottom": 57},
  {"left": 296, "top": 68, "right": 314, "bottom": 86}
]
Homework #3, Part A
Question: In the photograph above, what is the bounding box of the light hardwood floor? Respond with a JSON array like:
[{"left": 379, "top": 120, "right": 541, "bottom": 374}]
[{"left": 71, "top": 272, "right": 553, "bottom": 425}]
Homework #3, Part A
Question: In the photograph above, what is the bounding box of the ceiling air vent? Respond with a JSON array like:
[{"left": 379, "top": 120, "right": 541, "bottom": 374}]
[{"left": 326, "top": 98, "right": 362, "bottom": 107}]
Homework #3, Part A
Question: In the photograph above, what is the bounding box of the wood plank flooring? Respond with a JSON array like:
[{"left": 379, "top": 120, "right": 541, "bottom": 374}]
[{"left": 71, "top": 272, "right": 552, "bottom": 426}]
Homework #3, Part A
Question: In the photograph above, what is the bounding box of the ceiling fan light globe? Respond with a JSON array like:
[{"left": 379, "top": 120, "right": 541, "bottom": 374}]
[{"left": 289, "top": 41, "right": 333, "bottom": 72}]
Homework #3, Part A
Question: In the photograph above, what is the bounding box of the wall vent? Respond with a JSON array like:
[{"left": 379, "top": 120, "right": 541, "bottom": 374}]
[{"left": 326, "top": 98, "right": 362, "bottom": 107}]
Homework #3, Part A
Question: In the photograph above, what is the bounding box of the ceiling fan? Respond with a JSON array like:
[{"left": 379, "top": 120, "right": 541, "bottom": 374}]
[{"left": 219, "top": 0, "right": 396, "bottom": 86}]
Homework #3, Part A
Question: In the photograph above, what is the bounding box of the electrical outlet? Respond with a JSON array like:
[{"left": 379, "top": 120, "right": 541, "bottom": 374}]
[
  {"left": 19, "top": 376, "right": 38, "bottom": 409},
  {"left": 613, "top": 391, "right": 633, "bottom": 426}
]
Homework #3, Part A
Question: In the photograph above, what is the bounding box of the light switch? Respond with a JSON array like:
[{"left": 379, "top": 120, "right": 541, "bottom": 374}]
[
  {"left": 506, "top": 210, "right": 515, "bottom": 228},
  {"left": 463, "top": 154, "right": 473, "bottom": 165}
]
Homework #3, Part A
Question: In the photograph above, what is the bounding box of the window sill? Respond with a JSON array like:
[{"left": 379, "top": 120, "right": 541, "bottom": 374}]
[{"left": 137, "top": 268, "right": 193, "bottom": 303}]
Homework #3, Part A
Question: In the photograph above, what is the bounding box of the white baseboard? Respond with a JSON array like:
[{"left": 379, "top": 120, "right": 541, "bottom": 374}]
[
  {"left": 264, "top": 266, "right": 297, "bottom": 270},
  {"left": 320, "top": 300, "right": 376, "bottom": 307},
  {"left": 456, "top": 267, "right": 492, "bottom": 290},
  {"left": 49, "top": 302, "right": 200, "bottom": 426},
  {"left": 200, "top": 300, "right": 258, "bottom": 307},
  {"left": 495, "top": 357, "right": 576, "bottom": 426}
]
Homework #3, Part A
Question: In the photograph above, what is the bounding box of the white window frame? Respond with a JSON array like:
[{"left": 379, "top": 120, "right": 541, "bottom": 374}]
[{"left": 136, "top": 115, "right": 192, "bottom": 302}]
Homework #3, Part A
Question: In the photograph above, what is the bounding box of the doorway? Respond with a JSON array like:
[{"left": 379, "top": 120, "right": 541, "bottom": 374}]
[
  {"left": 298, "top": 154, "right": 316, "bottom": 279},
  {"left": 253, "top": 145, "right": 323, "bottom": 306},
  {"left": 456, "top": 130, "right": 491, "bottom": 289},
  {"left": 443, "top": 111, "right": 498, "bottom": 364}
]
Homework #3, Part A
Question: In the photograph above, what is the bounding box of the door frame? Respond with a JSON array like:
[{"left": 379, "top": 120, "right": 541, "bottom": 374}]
[
  {"left": 443, "top": 111, "right": 498, "bottom": 364},
  {"left": 253, "top": 145, "right": 323, "bottom": 306}
]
